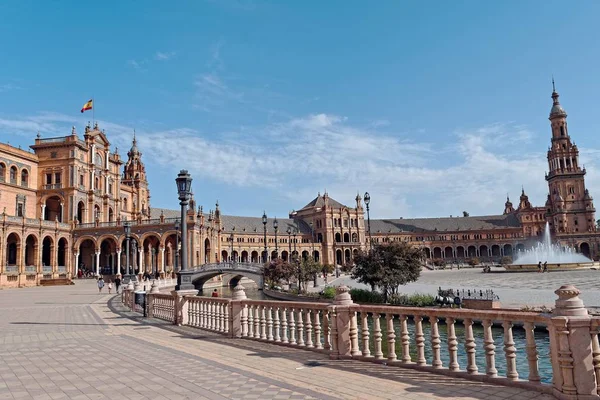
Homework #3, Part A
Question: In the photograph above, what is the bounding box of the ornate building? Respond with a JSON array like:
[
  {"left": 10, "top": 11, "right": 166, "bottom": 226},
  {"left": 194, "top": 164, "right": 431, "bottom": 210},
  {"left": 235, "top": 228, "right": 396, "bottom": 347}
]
[{"left": 0, "top": 86, "right": 598, "bottom": 288}]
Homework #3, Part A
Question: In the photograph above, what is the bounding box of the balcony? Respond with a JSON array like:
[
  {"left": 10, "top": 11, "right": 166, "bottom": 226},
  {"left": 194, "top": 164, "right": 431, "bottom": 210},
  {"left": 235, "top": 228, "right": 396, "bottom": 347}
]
[{"left": 44, "top": 183, "right": 63, "bottom": 190}]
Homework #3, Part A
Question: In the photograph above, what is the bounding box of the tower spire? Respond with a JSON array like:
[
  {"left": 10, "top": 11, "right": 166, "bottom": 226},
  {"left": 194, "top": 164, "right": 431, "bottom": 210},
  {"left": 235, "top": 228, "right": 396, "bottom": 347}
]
[{"left": 552, "top": 75, "right": 556, "bottom": 93}]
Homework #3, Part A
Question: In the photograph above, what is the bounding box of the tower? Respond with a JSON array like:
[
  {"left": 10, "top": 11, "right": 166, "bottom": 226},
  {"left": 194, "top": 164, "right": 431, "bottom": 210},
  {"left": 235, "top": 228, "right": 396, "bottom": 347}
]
[
  {"left": 545, "top": 82, "right": 596, "bottom": 234},
  {"left": 503, "top": 195, "right": 515, "bottom": 214},
  {"left": 120, "top": 132, "right": 151, "bottom": 220}
]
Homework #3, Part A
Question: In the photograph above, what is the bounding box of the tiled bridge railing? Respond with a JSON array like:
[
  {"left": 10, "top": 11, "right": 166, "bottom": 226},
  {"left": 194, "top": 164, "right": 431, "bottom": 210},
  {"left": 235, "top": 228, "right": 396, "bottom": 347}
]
[{"left": 123, "top": 284, "right": 600, "bottom": 399}]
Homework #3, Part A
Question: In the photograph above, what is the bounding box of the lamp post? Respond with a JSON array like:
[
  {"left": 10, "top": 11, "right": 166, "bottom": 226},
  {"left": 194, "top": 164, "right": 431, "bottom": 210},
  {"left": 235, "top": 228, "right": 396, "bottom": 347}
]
[
  {"left": 310, "top": 221, "right": 317, "bottom": 287},
  {"left": 174, "top": 219, "right": 180, "bottom": 276},
  {"left": 292, "top": 226, "right": 297, "bottom": 256},
  {"left": 175, "top": 170, "right": 193, "bottom": 291},
  {"left": 124, "top": 222, "right": 132, "bottom": 283},
  {"left": 286, "top": 227, "right": 292, "bottom": 261},
  {"left": 364, "top": 192, "right": 372, "bottom": 250},
  {"left": 262, "top": 211, "right": 268, "bottom": 263},
  {"left": 229, "top": 232, "right": 234, "bottom": 263},
  {"left": 273, "top": 217, "right": 279, "bottom": 259}
]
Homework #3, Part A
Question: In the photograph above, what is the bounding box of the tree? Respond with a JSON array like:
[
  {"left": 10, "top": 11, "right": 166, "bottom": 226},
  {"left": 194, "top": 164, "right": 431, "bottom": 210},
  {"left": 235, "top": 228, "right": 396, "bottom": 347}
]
[
  {"left": 295, "top": 256, "right": 320, "bottom": 292},
  {"left": 352, "top": 242, "right": 423, "bottom": 302},
  {"left": 263, "top": 258, "right": 294, "bottom": 288},
  {"left": 500, "top": 256, "right": 512, "bottom": 265}
]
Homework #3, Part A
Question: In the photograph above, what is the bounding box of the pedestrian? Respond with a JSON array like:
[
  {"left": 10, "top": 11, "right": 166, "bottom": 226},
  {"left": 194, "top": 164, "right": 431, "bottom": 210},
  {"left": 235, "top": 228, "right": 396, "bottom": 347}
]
[
  {"left": 543, "top": 261, "right": 548, "bottom": 273},
  {"left": 114, "top": 276, "right": 121, "bottom": 293},
  {"left": 97, "top": 277, "right": 105, "bottom": 293},
  {"left": 537, "top": 261, "right": 542, "bottom": 273},
  {"left": 211, "top": 289, "right": 219, "bottom": 298},
  {"left": 107, "top": 281, "right": 113, "bottom": 294}
]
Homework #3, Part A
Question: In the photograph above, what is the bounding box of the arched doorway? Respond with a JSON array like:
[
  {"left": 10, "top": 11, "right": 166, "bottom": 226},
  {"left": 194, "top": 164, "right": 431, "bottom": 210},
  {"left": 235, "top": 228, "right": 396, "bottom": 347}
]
[
  {"left": 281, "top": 250, "right": 288, "bottom": 261},
  {"left": 433, "top": 247, "right": 442, "bottom": 258},
  {"left": 44, "top": 196, "right": 62, "bottom": 222},
  {"left": 25, "top": 234, "right": 38, "bottom": 269},
  {"left": 444, "top": 246, "right": 453, "bottom": 259},
  {"left": 100, "top": 238, "right": 117, "bottom": 275},
  {"left": 467, "top": 245, "right": 477, "bottom": 257},
  {"left": 503, "top": 244, "right": 513, "bottom": 256},
  {"left": 6, "top": 233, "right": 20, "bottom": 268},
  {"left": 233, "top": 250, "right": 239, "bottom": 263},
  {"left": 57, "top": 238, "right": 67, "bottom": 270},
  {"left": 456, "top": 246, "right": 465, "bottom": 259},
  {"left": 343, "top": 233, "right": 350, "bottom": 243},
  {"left": 42, "top": 236, "right": 53, "bottom": 271},
  {"left": 313, "top": 250, "right": 320, "bottom": 263},
  {"left": 77, "top": 201, "right": 85, "bottom": 224},
  {"left": 424, "top": 248, "right": 431, "bottom": 259},
  {"left": 479, "top": 245, "right": 489, "bottom": 259},
  {"left": 251, "top": 251, "right": 258, "bottom": 263},
  {"left": 79, "top": 239, "right": 96, "bottom": 274},
  {"left": 302, "top": 250, "right": 309, "bottom": 261},
  {"left": 491, "top": 245, "right": 501, "bottom": 258},
  {"left": 580, "top": 242, "right": 591, "bottom": 258},
  {"left": 204, "top": 239, "right": 211, "bottom": 263},
  {"left": 221, "top": 250, "right": 228, "bottom": 263},
  {"left": 93, "top": 204, "right": 101, "bottom": 222},
  {"left": 344, "top": 249, "right": 351, "bottom": 264},
  {"left": 142, "top": 235, "right": 161, "bottom": 275},
  {"left": 336, "top": 249, "right": 342, "bottom": 265},
  {"left": 335, "top": 233, "right": 341, "bottom": 242},
  {"left": 108, "top": 208, "right": 114, "bottom": 222},
  {"left": 270, "top": 250, "right": 277, "bottom": 261},
  {"left": 351, "top": 233, "right": 358, "bottom": 242}
]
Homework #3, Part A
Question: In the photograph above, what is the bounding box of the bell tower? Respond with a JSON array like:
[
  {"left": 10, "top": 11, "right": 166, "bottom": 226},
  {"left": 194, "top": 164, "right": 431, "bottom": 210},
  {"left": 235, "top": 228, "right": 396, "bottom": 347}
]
[
  {"left": 545, "top": 81, "right": 595, "bottom": 234},
  {"left": 120, "top": 132, "right": 151, "bottom": 220}
]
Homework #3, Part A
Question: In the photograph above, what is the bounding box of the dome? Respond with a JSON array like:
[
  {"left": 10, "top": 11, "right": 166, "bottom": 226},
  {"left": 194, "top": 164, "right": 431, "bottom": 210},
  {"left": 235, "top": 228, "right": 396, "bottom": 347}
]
[{"left": 550, "top": 103, "right": 566, "bottom": 116}]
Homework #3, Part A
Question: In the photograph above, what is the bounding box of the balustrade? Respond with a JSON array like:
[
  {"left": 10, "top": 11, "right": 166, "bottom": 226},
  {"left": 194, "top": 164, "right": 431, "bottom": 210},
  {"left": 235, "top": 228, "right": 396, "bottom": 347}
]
[{"left": 150, "top": 294, "right": 175, "bottom": 322}]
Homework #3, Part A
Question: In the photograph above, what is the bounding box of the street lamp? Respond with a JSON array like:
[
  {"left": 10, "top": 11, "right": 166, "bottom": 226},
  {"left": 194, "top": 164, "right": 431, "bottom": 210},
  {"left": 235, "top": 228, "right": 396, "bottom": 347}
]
[
  {"left": 273, "top": 217, "right": 279, "bottom": 259},
  {"left": 175, "top": 170, "right": 193, "bottom": 291},
  {"left": 124, "top": 222, "right": 132, "bottom": 283},
  {"left": 286, "top": 226, "right": 292, "bottom": 261},
  {"left": 310, "top": 221, "right": 317, "bottom": 287},
  {"left": 262, "top": 211, "right": 268, "bottom": 263},
  {"left": 292, "top": 225, "right": 297, "bottom": 256},
  {"left": 229, "top": 231, "right": 235, "bottom": 263},
  {"left": 364, "top": 192, "right": 372, "bottom": 250},
  {"left": 174, "top": 219, "right": 180, "bottom": 276}
]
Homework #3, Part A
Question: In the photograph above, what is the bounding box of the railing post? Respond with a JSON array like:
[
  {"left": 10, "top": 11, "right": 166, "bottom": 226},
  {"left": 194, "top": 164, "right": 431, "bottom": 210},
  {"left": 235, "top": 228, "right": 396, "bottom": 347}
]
[
  {"left": 549, "top": 285, "right": 598, "bottom": 399},
  {"left": 171, "top": 287, "right": 198, "bottom": 326},
  {"left": 329, "top": 286, "right": 354, "bottom": 359},
  {"left": 230, "top": 284, "right": 247, "bottom": 338}
]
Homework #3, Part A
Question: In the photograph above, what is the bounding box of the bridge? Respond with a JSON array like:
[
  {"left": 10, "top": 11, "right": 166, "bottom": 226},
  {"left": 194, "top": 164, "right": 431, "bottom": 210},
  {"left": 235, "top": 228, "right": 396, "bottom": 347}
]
[{"left": 188, "top": 262, "right": 264, "bottom": 289}]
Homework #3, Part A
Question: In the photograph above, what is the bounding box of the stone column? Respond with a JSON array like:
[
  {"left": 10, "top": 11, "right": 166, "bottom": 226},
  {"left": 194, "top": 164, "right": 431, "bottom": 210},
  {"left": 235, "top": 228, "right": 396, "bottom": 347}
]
[
  {"left": 41, "top": 204, "right": 46, "bottom": 220},
  {"left": 160, "top": 247, "right": 165, "bottom": 273},
  {"left": 549, "top": 285, "right": 598, "bottom": 399},
  {"left": 116, "top": 250, "right": 121, "bottom": 275},
  {"left": 59, "top": 203, "right": 64, "bottom": 223},
  {"left": 74, "top": 253, "right": 79, "bottom": 277},
  {"left": 328, "top": 286, "right": 354, "bottom": 359},
  {"left": 94, "top": 251, "right": 100, "bottom": 276},
  {"left": 230, "top": 284, "right": 247, "bottom": 338},
  {"left": 138, "top": 248, "right": 144, "bottom": 274}
]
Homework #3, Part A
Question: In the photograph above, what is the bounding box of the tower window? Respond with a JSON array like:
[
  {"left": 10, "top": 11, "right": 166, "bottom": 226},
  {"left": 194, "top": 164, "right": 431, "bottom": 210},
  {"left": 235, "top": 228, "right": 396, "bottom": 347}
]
[{"left": 560, "top": 126, "right": 565, "bottom": 136}]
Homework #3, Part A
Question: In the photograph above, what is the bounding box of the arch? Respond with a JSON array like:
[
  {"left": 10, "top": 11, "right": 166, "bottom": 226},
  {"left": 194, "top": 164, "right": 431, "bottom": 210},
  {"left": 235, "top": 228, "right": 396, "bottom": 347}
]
[
  {"left": 344, "top": 249, "right": 350, "bottom": 264},
  {"left": 516, "top": 243, "right": 525, "bottom": 253},
  {"left": 281, "top": 250, "right": 289, "bottom": 261},
  {"left": 313, "top": 250, "right": 320, "bottom": 263},
  {"left": 108, "top": 207, "right": 114, "bottom": 222},
  {"left": 317, "top": 233, "right": 323, "bottom": 243},
  {"left": 351, "top": 233, "right": 358, "bottom": 242},
  {"left": 467, "top": 245, "right": 477, "bottom": 257},
  {"left": 6, "top": 232, "right": 20, "bottom": 266},
  {"left": 302, "top": 250, "right": 309, "bottom": 261},
  {"left": 343, "top": 233, "right": 350, "bottom": 243},
  {"left": 78, "top": 238, "right": 96, "bottom": 274},
  {"left": 77, "top": 201, "right": 85, "bottom": 224},
  {"left": 25, "top": 234, "right": 38, "bottom": 267},
  {"left": 433, "top": 247, "right": 442, "bottom": 259},
  {"left": 479, "top": 245, "right": 489, "bottom": 258},
  {"left": 74, "top": 235, "right": 98, "bottom": 251},
  {"left": 456, "top": 246, "right": 465, "bottom": 259},
  {"left": 336, "top": 249, "right": 343, "bottom": 265},
  {"left": 123, "top": 197, "right": 128, "bottom": 212},
  {"left": 503, "top": 244, "right": 513, "bottom": 256},
  {"left": 221, "top": 250, "right": 228, "bottom": 263},
  {"left": 44, "top": 195, "right": 62, "bottom": 222},
  {"left": 251, "top": 251, "right": 259, "bottom": 263},
  {"left": 100, "top": 237, "right": 118, "bottom": 275},
  {"left": 0, "top": 162, "right": 5, "bottom": 181},
  {"left": 57, "top": 238, "right": 68, "bottom": 268},
  {"left": 139, "top": 231, "right": 162, "bottom": 244},
  {"left": 580, "top": 242, "right": 591, "bottom": 258},
  {"left": 9, "top": 165, "right": 17, "bottom": 183},
  {"left": 491, "top": 244, "right": 501, "bottom": 257},
  {"left": 444, "top": 246, "right": 453, "bottom": 259},
  {"left": 271, "top": 250, "right": 277, "bottom": 261},
  {"left": 424, "top": 248, "right": 431, "bottom": 258},
  {"left": 142, "top": 235, "right": 161, "bottom": 274},
  {"left": 42, "top": 236, "right": 53, "bottom": 268},
  {"left": 335, "top": 233, "right": 341, "bottom": 242},
  {"left": 93, "top": 204, "right": 101, "bottom": 221},
  {"left": 204, "top": 239, "right": 211, "bottom": 264},
  {"left": 20, "top": 169, "right": 28, "bottom": 187}
]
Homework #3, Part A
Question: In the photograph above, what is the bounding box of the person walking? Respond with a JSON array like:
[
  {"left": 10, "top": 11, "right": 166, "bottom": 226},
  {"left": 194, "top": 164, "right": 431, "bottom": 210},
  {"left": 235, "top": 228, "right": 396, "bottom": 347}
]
[
  {"left": 107, "top": 281, "right": 113, "bottom": 294},
  {"left": 114, "top": 276, "right": 121, "bottom": 293},
  {"left": 543, "top": 261, "right": 548, "bottom": 273},
  {"left": 537, "top": 261, "right": 542, "bottom": 273},
  {"left": 97, "top": 277, "right": 105, "bottom": 293}
]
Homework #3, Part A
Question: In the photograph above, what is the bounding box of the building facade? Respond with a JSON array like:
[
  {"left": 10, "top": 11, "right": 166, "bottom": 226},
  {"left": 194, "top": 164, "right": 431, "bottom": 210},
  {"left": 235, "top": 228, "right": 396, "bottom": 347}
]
[{"left": 0, "top": 86, "right": 598, "bottom": 288}]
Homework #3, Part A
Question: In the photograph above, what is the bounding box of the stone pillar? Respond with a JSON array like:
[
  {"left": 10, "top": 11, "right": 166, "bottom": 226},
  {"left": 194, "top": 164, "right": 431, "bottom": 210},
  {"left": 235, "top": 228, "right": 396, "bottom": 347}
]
[
  {"left": 138, "top": 248, "right": 144, "bottom": 274},
  {"left": 230, "top": 284, "right": 247, "bottom": 338},
  {"left": 160, "top": 247, "right": 165, "bottom": 273},
  {"left": 74, "top": 253, "right": 79, "bottom": 276},
  {"left": 171, "top": 288, "right": 198, "bottom": 326},
  {"left": 550, "top": 285, "right": 598, "bottom": 399},
  {"left": 59, "top": 203, "right": 63, "bottom": 223},
  {"left": 328, "top": 286, "right": 354, "bottom": 359},
  {"left": 116, "top": 250, "right": 121, "bottom": 275},
  {"left": 95, "top": 252, "right": 100, "bottom": 276},
  {"left": 41, "top": 204, "right": 46, "bottom": 220}
]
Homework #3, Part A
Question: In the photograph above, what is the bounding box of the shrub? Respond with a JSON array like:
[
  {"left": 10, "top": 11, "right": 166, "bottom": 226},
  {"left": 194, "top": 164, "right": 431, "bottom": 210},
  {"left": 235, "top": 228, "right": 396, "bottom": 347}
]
[
  {"left": 500, "top": 256, "right": 513, "bottom": 265},
  {"left": 432, "top": 258, "right": 445, "bottom": 267},
  {"left": 321, "top": 286, "right": 336, "bottom": 299},
  {"left": 349, "top": 288, "right": 384, "bottom": 304},
  {"left": 389, "top": 293, "right": 436, "bottom": 307},
  {"left": 468, "top": 257, "right": 480, "bottom": 266}
]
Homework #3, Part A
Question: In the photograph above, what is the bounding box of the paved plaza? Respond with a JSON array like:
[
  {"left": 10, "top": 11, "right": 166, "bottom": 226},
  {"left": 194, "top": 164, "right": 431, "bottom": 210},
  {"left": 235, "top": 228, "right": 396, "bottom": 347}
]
[
  {"left": 0, "top": 280, "right": 556, "bottom": 400},
  {"left": 325, "top": 268, "right": 600, "bottom": 309}
]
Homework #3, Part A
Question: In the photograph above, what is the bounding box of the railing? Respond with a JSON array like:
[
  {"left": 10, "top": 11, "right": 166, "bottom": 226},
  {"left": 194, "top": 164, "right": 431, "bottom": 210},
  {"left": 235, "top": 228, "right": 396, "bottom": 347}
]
[
  {"left": 150, "top": 294, "right": 176, "bottom": 322},
  {"left": 5, "top": 265, "right": 17, "bottom": 273},
  {"left": 25, "top": 265, "right": 36, "bottom": 273},
  {"left": 42, "top": 266, "right": 52, "bottom": 273},
  {"left": 187, "top": 297, "right": 231, "bottom": 334},
  {"left": 6, "top": 216, "right": 22, "bottom": 222},
  {"left": 43, "top": 183, "right": 63, "bottom": 190},
  {"left": 57, "top": 265, "right": 66, "bottom": 272},
  {"left": 37, "top": 137, "right": 67, "bottom": 144},
  {"left": 42, "top": 220, "right": 57, "bottom": 227},
  {"left": 140, "top": 218, "right": 162, "bottom": 225}
]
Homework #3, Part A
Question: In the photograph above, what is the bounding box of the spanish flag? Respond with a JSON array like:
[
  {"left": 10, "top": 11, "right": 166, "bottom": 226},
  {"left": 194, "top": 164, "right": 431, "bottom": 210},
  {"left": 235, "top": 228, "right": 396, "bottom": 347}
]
[{"left": 80, "top": 99, "right": 93, "bottom": 113}]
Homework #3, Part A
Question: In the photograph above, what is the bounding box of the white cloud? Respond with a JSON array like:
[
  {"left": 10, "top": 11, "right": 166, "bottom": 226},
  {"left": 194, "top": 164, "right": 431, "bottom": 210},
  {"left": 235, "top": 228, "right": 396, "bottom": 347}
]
[
  {"left": 0, "top": 83, "right": 22, "bottom": 93},
  {"left": 154, "top": 51, "right": 176, "bottom": 61}
]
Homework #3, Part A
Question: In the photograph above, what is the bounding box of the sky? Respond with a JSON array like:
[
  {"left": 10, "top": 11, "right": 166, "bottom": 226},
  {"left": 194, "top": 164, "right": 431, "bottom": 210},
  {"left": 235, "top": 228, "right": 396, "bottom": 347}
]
[{"left": 1, "top": 1, "right": 600, "bottom": 219}]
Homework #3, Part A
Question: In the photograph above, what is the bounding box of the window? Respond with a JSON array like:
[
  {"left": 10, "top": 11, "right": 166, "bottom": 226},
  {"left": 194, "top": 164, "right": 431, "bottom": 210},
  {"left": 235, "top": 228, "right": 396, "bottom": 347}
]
[
  {"left": 9, "top": 166, "right": 17, "bottom": 183},
  {"left": 54, "top": 173, "right": 61, "bottom": 184},
  {"left": 0, "top": 163, "right": 5, "bottom": 182},
  {"left": 560, "top": 126, "right": 565, "bottom": 136},
  {"left": 108, "top": 183, "right": 113, "bottom": 195},
  {"left": 79, "top": 175, "right": 84, "bottom": 186},
  {"left": 46, "top": 173, "right": 52, "bottom": 185},
  {"left": 95, "top": 153, "right": 102, "bottom": 166},
  {"left": 20, "top": 170, "right": 28, "bottom": 187},
  {"left": 17, "top": 203, "right": 24, "bottom": 217}
]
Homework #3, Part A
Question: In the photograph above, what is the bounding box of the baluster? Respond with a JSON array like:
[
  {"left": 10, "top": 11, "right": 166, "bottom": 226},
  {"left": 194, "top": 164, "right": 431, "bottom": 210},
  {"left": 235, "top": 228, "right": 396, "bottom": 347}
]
[
  {"left": 188, "top": 300, "right": 194, "bottom": 326},
  {"left": 373, "top": 313, "right": 383, "bottom": 360},
  {"left": 267, "top": 306, "right": 274, "bottom": 341},
  {"left": 463, "top": 318, "right": 478, "bottom": 374},
  {"left": 281, "top": 307, "right": 289, "bottom": 343},
  {"left": 218, "top": 303, "right": 225, "bottom": 332},
  {"left": 253, "top": 305, "right": 260, "bottom": 339},
  {"left": 591, "top": 319, "right": 600, "bottom": 395},
  {"left": 297, "top": 309, "right": 305, "bottom": 346},
  {"left": 400, "top": 315, "right": 411, "bottom": 363},
  {"left": 273, "top": 307, "right": 281, "bottom": 342},
  {"left": 314, "top": 310, "right": 323, "bottom": 349},
  {"left": 211, "top": 302, "right": 216, "bottom": 331},
  {"left": 223, "top": 303, "right": 229, "bottom": 333},
  {"left": 247, "top": 305, "right": 254, "bottom": 337},
  {"left": 430, "top": 317, "right": 442, "bottom": 368},
  {"left": 446, "top": 317, "right": 459, "bottom": 371},
  {"left": 482, "top": 319, "right": 498, "bottom": 377},
  {"left": 288, "top": 308, "right": 296, "bottom": 345},
  {"left": 305, "top": 310, "right": 313, "bottom": 348},
  {"left": 198, "top": 301, "right": 204, "bottom": 328},
  {"left": 524, "top": 321, "right": 540, "bottom": 382},
  {"left": 355, "top": 311, "right": 368, "bottom": 357},
  {"left": 214, "top": 303, "right": 219, "bottom": 331},
  {"left": 386, "top": 314, "right": 397, "bottom": 362},
  {"left": 502, "top": 320, "right": 519, "bottom": 380},
  {"left": 323, "top": 311, "right": 331, "bottom": 351},
  {"left": 414, "top": 315, "right": 426, "bottom": 366},
  {"left": 241, "top": 304, "right": 248, "bottom": 337},
  {"left": 192, "top": 300, "right": 198, "bottom": 327},
  {"left": 260, "top": 306, "right": 267, "bottom": 340}
]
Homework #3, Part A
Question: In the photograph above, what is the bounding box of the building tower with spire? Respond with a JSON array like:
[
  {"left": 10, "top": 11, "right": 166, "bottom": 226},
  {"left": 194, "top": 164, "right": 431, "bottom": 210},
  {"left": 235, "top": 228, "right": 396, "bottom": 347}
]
[
  {"left": 120, "top": 132, "right": 151, "bottom": 221},
  {"left": 545, "top": 82, "right": 596, "bottom": 235}
]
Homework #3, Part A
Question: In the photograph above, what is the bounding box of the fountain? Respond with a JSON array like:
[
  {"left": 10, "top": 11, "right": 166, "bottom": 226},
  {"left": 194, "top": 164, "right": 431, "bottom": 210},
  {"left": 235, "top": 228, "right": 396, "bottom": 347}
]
[{"left": 504, "top": 222, "right": 595, "bottom": 271}]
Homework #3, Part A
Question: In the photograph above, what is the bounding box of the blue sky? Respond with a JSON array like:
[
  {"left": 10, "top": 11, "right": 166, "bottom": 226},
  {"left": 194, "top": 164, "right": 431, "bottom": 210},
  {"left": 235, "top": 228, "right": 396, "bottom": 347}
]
[{"left": 2, "top": 1, "right": 600, "bottom": 218}]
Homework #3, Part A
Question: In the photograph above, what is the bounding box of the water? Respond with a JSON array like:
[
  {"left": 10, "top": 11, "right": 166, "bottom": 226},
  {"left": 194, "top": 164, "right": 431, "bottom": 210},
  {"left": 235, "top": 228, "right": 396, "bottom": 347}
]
[
  {"left": 198, "top": 285, "right": 266, "bottom": 300},
  {"left": 513, "top": 222, "right": 592, "bottom": 264}
]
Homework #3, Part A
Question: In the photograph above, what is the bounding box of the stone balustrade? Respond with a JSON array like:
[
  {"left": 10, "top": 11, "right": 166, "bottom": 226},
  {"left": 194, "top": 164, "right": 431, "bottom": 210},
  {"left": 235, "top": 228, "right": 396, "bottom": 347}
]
[{"left": 121, "top": 283, "right": 600, "bottom": 399}]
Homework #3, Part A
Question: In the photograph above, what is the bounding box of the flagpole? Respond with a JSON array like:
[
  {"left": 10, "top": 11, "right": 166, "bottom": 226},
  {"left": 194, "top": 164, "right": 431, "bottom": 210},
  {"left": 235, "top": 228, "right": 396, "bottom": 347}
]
[{"left": 92, "top": 95, "right": 95, "bottom": 127}]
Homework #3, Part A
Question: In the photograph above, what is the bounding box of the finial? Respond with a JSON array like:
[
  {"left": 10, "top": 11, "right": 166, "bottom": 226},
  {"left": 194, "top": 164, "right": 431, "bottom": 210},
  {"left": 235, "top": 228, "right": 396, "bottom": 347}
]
[
  {"left": 521, "top": 185, "right": 524, "bottom": 195},
  {"left": 71, "top": 126, "right": 76, "bottom": 135},
  {"left": 552, "top": 75, "right": 556, "bottom": 92},
  {"left": 36, "top": 130, "right": 41, "bottom": 139},
  {"left": 133, "top": 129, "right": 136, "bottom": 143},
  {"left": 216, "top": 200, "right": 219, "bottom": 208},
  {"left": 115, "top": 146, "right": 119, "bottom": 154}
]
